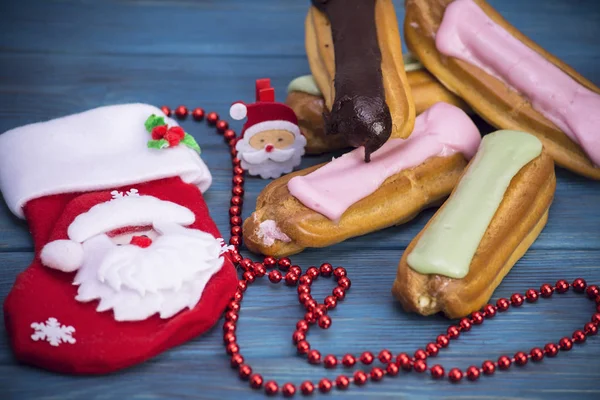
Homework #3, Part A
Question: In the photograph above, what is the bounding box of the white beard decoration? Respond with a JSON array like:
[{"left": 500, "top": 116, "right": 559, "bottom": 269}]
[
  {"left": 73, "top": 221, "right": 225, "bottom": 322},
  {"left": 236, "top": 134, "right": 307, "bottom": 179}
]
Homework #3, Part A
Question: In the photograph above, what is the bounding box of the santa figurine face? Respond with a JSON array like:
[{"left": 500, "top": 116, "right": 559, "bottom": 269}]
[{"left": 249, "top": 129, "right": 296, "bottom": 151}]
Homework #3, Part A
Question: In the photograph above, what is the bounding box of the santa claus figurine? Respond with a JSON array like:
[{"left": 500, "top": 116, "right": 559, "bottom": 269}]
[
  {"left": 230, "top": 78, "right": 307, "bottom": 179},
  {"left": 0, "top": 103, "right": 238, "bottom": 374}
]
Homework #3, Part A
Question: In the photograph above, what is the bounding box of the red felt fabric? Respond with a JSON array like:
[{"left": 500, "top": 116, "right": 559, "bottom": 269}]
[{"left": 3, "top": 177, "right": 238, "bottom": 375}]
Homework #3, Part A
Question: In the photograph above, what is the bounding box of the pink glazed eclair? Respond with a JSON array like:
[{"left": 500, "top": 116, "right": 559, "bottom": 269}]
[
  {"left": 405, "top": 0, "right": 600, "bottom": 180},
  {"left": 243, "top": 102, "right": 481, "bottom": 257}
]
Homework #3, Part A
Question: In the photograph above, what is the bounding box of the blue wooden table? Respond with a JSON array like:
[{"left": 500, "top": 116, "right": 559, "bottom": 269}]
[{"left": 1, "top": 1, "right": 599, "bottom": 399}]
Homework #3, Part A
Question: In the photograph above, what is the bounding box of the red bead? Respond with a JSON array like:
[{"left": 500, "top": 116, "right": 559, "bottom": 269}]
[
  {"left": 396, "top": 353, "right": 412, "bottom": 370},
  {"left": 225, "top": 311, "right": 238, "bottom": 323},
  {"left": 223, "top": 321, "right": 236, "bottom": 333},
  {"left": 300, "top": 381, "right": 314, "bottom": 395},
  {"left": 593, "top": 313, "right": 600, "bottom": 324},
  {"left": 206, "top": 112, "right": 219, "bottom": 125},
  {"left": 216, "top": 120, "right": 229, "bottom": 133},
  {"left": 318, "top": 315, "right": 332, "bottom": 329},
  {"left": 232, "top": 175, "right": 244, "bottom": 186},
  {"left": 304, "top": 311, "right": 316, "bottom": 324},
  {"left": 174, "top": 105, "right": 188, "bottom": 119},
  {"left": 335, "top": 375, "right": 350, "bottom": 390},
  {"left": 230, "top": 354, "right": 244, "bottom": 368},
  {"left": 265, "top": 381, "right": 279, "bottom": 396},
  {"left": 242, "top": 271, "right": 255, "bottom": 284},
  {"left": 319, "top": 263, "right": 333, "bottom": 277},
  {"left": 192, "top": 107, "right": 205, "bottom": 121},
  {"left": 240, "top": 258, "right": 253, "bottom": 271},
  {"left": 332, "top": 286, "right": 346, "bottom": 300},
  {"left": 227, "top": 300, "right": 240, "bottom": 312},
  {"left": 447, "top": 326, "right": 460, "bottom": 339},
  {"left": 297, "top": 340, "right": 310, "bottom": 354},
  {"left": 160, "top": 106, "right": 171, "bottom": 116},
  {"left": 482, "top": 304, "right": 497, "bottom": 318},
  {"left": 510, "top": 293, "right": 524, "bottom": 306},
  {"left": 555, "top": 279, "right": 570, "bottom": 293},
  {"left": 430, "top": 364, "right": 444, "bottom": 379},
  {"left": 538, "top": 284, "right": 553, "bottom": 298},
  {"left": 413, "top": 360, "right": 427, "bottom": 373},
  {"left": 544, "top": 343, "right": 559, "bottom": 357},
  {"left": 496, "top": 298, "right": 510, "bottom": 312},
  {"left": 253, "top": 263, "right": 267, "bottom": 277},
  {"left": 290, "top": 266, "right": 302, "bottom": 276},
  {"left": 426, "top": 343, "right": 439, "bottom": 357},
  {"left": 230, "top": 216, "right": 242, "bottom": 226},
  {"left": 296, "top": 320, "right": 309, "bottom": 332},
  {"left": 297, "top": 284, "right": 311, "bottom": 295},
  {"left": 223, "top": 130, "right": 235, "bottom": 141},
  {"left": 292, "top": 330, "right": 306, "bottom": 344},
  {"left": 324, "top": 295, "right": 338, "bottom": 310},
  {"left": 304, "top": 299, "right": 318, "bottom": 311},
  {"left": 285, "top": 273, "right": 299, "bottom": 286},
  {"left": 471, "top": 311, "right": 484, "bottom": 325},
  {"left": 233, "top": 166, "right": 244, "bottom": 176},
  {"left": 596, "top": 296, "right": 600, "bottom": 306},
  {"left": 572, "top": 278, "right": 587, "bottom": 292},
  {"left": 353, "top": 371, "right": 368, "bottom": 386},
  {"left": 233, "top": 291, "right": 243, "bottom": 302},
  {"left": 360, "top": 351, "right": 374, "bottom": 365},
  {"left": 282, "top": 383, "right": 295, "bottom": 397},
  {"left": 370, "top": 367, "right": 384, "bottom": 381},
  {"left": 226, "top": 343, "right": 239, "bottom": 356},
  {"left": 278, "top": 257, "right": 292, "bottom": 270},
  {"left": 239, "top": 364, "right": 252, "bottom": 379},
  {"left": 263, "top": 256, "right": 276, "bottom": 268},
  {"left": 414, "top": 349, "right": 427, "bottom": 360},
  {"left": 573, "top": 329, "right": 586, "bottom": 343},
  {"left": 514, "top": 351, "right": 528, "bottom": 366},
  {"left": 314, "top": 304, "right": 328, "bottom": 317},
  {"left": 466, "top": 366, "right": 480, "bottom": 381},
  {"left": 318, "top": 378, "right": 332, "bottom": 393},
  {"left": 482, "top": 360, "right": 495, "bottom": 375},
  {"left": 587, "top": 285, "right": 599, "bottom": 299},
  {"left": 250, "top": 374, "right": 263, "bottom": 389},
  {"left": 333, "top": 267, "right": 347, "bottom": 279},
  {"left": 559, "top": 337, "right": 573, "bottom": 351},
  {"left": 268, "top": 270, "right": 282, "bottom": 283},
  {"left": 342, "top": 354, "right": 356, "bottom": 367},
  {"left": 526, "top": 289, "right": 539, "bottom": 302},
  {"left": 337, "top": 277, "right": 352, "bottom": 290},
  {"left": 299, "top": 275, "right": 312, "bottom": 286},
  {"left": 237, "top": 281, "right": 247, "bottom": 293},
  {"left": 324, "top": 354, "right": 338, "bottom": 368},
  {"left": 224, "top": 332, "right": 236, "bottom": 344},
  {"left": 378, "top": 350, "right": 392, "bottom": 364},
  {"left": 229, "top": 236, "right": 241, "bottom": 247},
  {"left": 448, "top": 368, "right": 463, "bottom": 382},
  {"left": 386, "top": 362, "right": 399, "bottom": 376},
  {"left": 530, "top": 347, "right": 544, "bottom": 361},
  {"left": 231, "top": 253, "right": 242, "bottom": 264},
  {"left": 497, "top": 356, "right": 511, "bottom": 370},
  {"left": 307, "top": 349, "right": 321, "bottom": 364},
  {"left": 306, "top": 267, "right": 320, "bottom": 279},
  {"left": 585, "top": 322, "right": 598, "bottom": 336},
  {"left": 232, "top": 185, "right": 244, "bottom": 196},
  {"left": 436, "top": 335, "right": 450, "bottom": 348},
  {"left": 459, "top": 318, "right": 472, "bottom": 331},
  {"left": 298, "top": 292, "right": 312, "bottom": 306}
]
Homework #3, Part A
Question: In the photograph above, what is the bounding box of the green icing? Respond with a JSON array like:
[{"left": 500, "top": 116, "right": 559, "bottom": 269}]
[
  {"left": 406, "top": 130, "right": 543, "bottom": 279},
  {"left": 288, "top": 53, "right": 423, "bottom": 95}
]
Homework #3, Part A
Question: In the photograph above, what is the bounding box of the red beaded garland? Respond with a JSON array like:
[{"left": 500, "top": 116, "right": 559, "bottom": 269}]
[
  {"left": 216, "top": 120, "right": 229, "bottom": 133},
  {"left": 318, "top": 315, "right": 332, "bottom": 329},
  {"left": 278, "top": 257, "right": 292, "bottom": 270},
  {"left": 268, "top": 270, "right": 282, "bottom": 283},
  {"left": 265, "top": 381, "right": 279, "bottom": 396},
  {"left": 593, "top": 313, "right": 600, "bottom": 324},
  {"left": 584, "top": 322, "right": 598, "bottom": 336},
  {"left": 397, "top": 353, "right": 412, "bottom": 370},
  {"left": 290, "top": 266, "right": 302, "bottom": 276},
  {"left": 353, "top": 370, "right": 368, "bottom": 386},
  {"left": 544, "top": 343, "right": 559, "bottom": 357},
  {"left": 466, "top": 366, "right": 480, "bottom": 381},
  {"left": 484, "top": 304, "right": 498, "bottom": 317},
  {"left": 447, "top": 326, "right": 460, "bottom": 339},
  {"left": 386, "top": 362, "right": 399, "bottom": 376},
  {"left": 332, "top": 287, "right": 346, "bottom": 300},
  {"left": 226, "top": 343, "right": 239, "bottom": 356},
  {"left": 224, "top": 332, "right": 236, "bottom": 344},
  {"left": 298, "top": 292, "right": 312, "bottom": 306},
  {"left": 378, "top": 349, "right": 393, "bottom": 364},
  {"left": 191, "top": 107, "right": 205, "bottom": 121},
  {"left": 253, "top": 263, "right": 267, "bottom": 277},
  {"left": 306, "top": 267, "right": 320, "bottom": 279},
  {"left": 307, "top": 349, "right": 322, "bottom": 364},
  {"left": 296, "top": 320, "right": 309, "bottom": 332},
  {"left": 572, "top": 330, "right": 586, "bottom": 343},
  {"left": 334, "top": 267, "right": 347, "bottom": 279},
  {"left": 285, "top": 273, "right": 299, "bottom": 286},
  {"left": 342, "top": 354, "right": 356, "bottom": 367},
  {"left": 414, "top": 349, "right": 427, "bottom": 360},
  {"left": 495, "top": 298, "right": 510, "bottom": 312},
  {"left": 297, "top": 340, "right": 310, "bottom": 354},
  {"left": 304, "top": 311, "right": 316, "bottom": 324},
  {"left": 324, "top": 355, "right": 338, "bottom": 368},
  {"left": 250, "top": 373, "right": 264, "bottom": 389},
  {"left": 320, "top": 263, "right": 333, "bottom": 277},
  {"left": 497, "top": 356, "right": 512, "bottom": 370},
  {"left": 426, "top": 343, "right": 439, "bottom": 357},
  {"left": 413, "top": 360, "right": 427, "bottom": 373},
  {"left": 482, "top": 360, "right": 495, "bottom": 375},
  {"left": 282, "top": 383, "right": 295, "bottom": 397},
  {"left": 448, "top": 368, "right": 463, "bottom": 382},
  {"left": 300, "top": 381, "right": 314, "bottom": 395},
  {"left": 206, "top": 111, "right": 219, "bottom": 125},
  {"left": 555, "top": 279, "right": 570, "bottom": 293},
  {"left": 335, "top": 375, "right": 350, "bottom": 390},
  {"left": 263, "top": 256, "right": 276, "bottom": 268},
  {"left": 370, "top": 367, "right": 385, "bottom": 381},
  {"left": 436, "top": 335, "right": 450, "bottom": 348},
  {"left": 530, "top": 347, "right": 544, "bottom": 361},
  {"left": 459, "top": 318, "right": 472, "bottom": 331},
  {"left": 430, "top": 364, "right": 444, "bottom": 379},
  {"left": 540, "top": 284, "right": 554, "bottom": 298},
  {"left": 587, "top": 285, "right": 600, "bottom": 299},
  {"left": 471, "top": 311, "right": 484, "bottom": 325},
  {"left": 175, "top": 105, "right": 188, "bottom": 119},
  {"left": 318, "top": 379, "right": 333, "bottom": 393},
  {"left": 223, "top": 129, "right": 236, "bottom": 141},
  {"left": 360, "top": 351, "right": 375, "bottom": 365},
  {"left": 559, "top": 337, "right": 573, "bottom": 351},
  {"left": 231, "top": 354, "right": 244, "bottom": 368},
  {"left": 239, "top": 365, "right": 252, "bottom": 379},
  {"left": 160, "top": 106, "right": 171, "bottom": 116},
  {"left": 292, "top": 330, "right": 306, "bottom": 344},
  {"left": 510, "top": 293, "right": 524, "bottom": 307},
  {"left": 324, "top": 295, "right": 338, "bottom": 310},
  {"left": 514, "top": 351, "right": 528, "bottom": 366},
  {"left": 526, "top": 289, "right": 539, "bottom": 302},
  {"left": 572, "top": 278, "right": 587, "bottom": 292},
  {"left": 338, "top": 276, "right": 352, "bottom": 290}
]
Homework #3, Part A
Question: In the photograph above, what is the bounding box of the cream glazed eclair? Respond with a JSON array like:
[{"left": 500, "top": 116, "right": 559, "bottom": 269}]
[
  {"left": 393, "top": 130, "right": 556, "bottom": 319},
  {"left": 242, "top": 102, "right": 481, "bottom": 258},
  {"left": 405, "top": 0, "right": 600, "bottom": 179}
]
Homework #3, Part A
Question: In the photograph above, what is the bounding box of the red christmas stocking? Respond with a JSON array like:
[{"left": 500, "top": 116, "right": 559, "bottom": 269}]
[{"left": 0, "top": 104, "right": 238, "bottom": 374}]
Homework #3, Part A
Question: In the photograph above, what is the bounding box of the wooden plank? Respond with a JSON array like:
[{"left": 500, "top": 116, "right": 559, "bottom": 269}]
[{"left": 1, "top": 249, "right": 599, "bottom": 399}]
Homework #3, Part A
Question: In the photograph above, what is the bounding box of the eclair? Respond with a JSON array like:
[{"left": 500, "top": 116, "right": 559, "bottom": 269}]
[
  {"left": 286, "top": 54, "right": 469, "bottom": 155},
  {"left": 405, "top": 0, "right": 600, "bottom": 179},
  {"left": 243, "top": 103, "right": 480, "bottom": 257},
  {"left": 306, "top": 0, "right": 416, "bottom": 161},
  {"left": 392, "top": 130, "right": 556, "bottom": 319}
]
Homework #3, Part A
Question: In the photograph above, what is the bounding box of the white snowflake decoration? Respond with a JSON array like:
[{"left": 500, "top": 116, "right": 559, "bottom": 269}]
[
  {"left": 217, "top": 238, "right": 236, "bottom": 255},
  {"left": 111, "top": 188, "right": 140, "bottom": 199},
  {"left": 31, "top": 317, "right": 76, "bottom": 347}
]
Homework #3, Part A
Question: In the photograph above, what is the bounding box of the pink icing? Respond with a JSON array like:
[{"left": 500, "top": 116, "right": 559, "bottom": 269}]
[
  {"left": 287, "top": 102, "right": 481, "bottom": 221},
  {"left": 435, "top": 0, "right": 600, "bottom": 167}
]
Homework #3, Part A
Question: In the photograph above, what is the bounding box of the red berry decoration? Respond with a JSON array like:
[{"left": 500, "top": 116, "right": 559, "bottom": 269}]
[
  {"left": 448, "top": 368, "right": 463, "bottom": 382},
  {"left": 353, "top": 370, "right": 368, "bottom": 386},
  {"left": 307, "top": 349, "right": 321, "bottom": 364},
  {"left": 559, "top": 337, "right": 573, "bottom": 351},
  {"left": 482, "top": 360, "right": 495, "bottom": 375},
  {"left": 318, "top": 378, "right": 333, "bottom": 393},
  {"left": 466, "top": 366, "right": 480, "bottom": 381},
  {"left": 378, "top": 349, "right": 392, "bottom": 364},
  {"left": 192, "top": 107, "right": 205, "bottom": 120},
  {"left": 413, "top": 360, "right": 427, "bottom": 373},
  {"left": 360, "top": 351, "right": 374, "bottom": 365},
  {"left": 324, "top": 354, "right": 338, "bottom": 368},
  {"left": 370, "top": 367, "right": 385, "bottom": 381},
  {"left": 497, "top": 356, "right": 512, "bottom": 370},
  {"left": 572, "top": 278, "right": 587, "bottom": 292},
  {"left": 206, "top": 111, "right": 219, "bottom": 125},
  {"left": 430, "top": 364, "right": 444, "bottom": 379},
  {"left": 335, "top": 375, "right": 350, "bottom": 390},
  {"left": 342, "top": 354, "right": 356, "bottom": 367},
  {"left": 555, "top": 279, "right": 570, "bottom": 293},
  {"left": 250, "top": 374, "right": 263, "bottom": 389},
  {"left": 320, "top": 263, "right": 333, "bottom": 277},
  {"left": 572, "top": 329, "right": 586, "bottom": 343},
  {"left": 526, "top": 289, "right": 539, "bottom": 302},
  {"left": 175, "top": 105, "right": 188, "bottom": 119},
  {"left": 530, "top": 347, "right": 544, "bottom": 361},
  {"left": 514, "top": 351, "right": 528, "bottom": 366},
  {"left": 265, "top": 381, "right": 279, "bottom": 396},
  {"left": 300, "top": 381, "right": 314, "bottom": 395},
  {"left": 544, "top": 343, "right": 559, "bottom": 357}
]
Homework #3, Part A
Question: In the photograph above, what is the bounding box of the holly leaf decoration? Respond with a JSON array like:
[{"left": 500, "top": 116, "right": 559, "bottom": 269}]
[
  {"left": 144, "top": 114, "right": 166, "bottom": 133},
  {"left": 181, "top": 133, "right": 201, "bottom": 154},
  {"left": 147, "top": 139, "right": 169, "bottom": 149}
]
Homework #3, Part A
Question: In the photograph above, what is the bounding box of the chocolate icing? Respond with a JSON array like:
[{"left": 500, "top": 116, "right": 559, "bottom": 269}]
[{"left": 311, "top": 0, "right": 392, "bottom": 162}]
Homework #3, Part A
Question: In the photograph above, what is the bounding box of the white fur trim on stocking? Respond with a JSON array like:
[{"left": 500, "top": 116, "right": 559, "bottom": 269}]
[
  {"left": 229, "top": 102, "right": 247, "bottom": 120},
  {"left": 0, "top": 103, "right": 212, "bottom": 219},
  {"left": 68, "top": 195, "right": 195, "bottom": 243},
  {"left": 40, "top": 239, "right": 84, "bottom": 272},
  {"left": 242, "top": 120, "right": 301, "bottom": 140}
]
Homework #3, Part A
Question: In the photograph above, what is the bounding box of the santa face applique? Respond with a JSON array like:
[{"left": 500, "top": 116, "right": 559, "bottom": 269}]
[{"left": 231, "top": 78, "right": 307, "bottom": 179}]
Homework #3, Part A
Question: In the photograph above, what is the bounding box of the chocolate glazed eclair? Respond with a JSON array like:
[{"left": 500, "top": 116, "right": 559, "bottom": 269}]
[{"left": 306, "top": 0, "right": 415, "bottom": 162}]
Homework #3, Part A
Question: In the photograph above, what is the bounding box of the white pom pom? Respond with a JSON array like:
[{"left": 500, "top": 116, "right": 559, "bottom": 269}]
[
  {"left": 40, "top": 240, "right": 84, "bottom": 272},
  {"left": 229, "top": 102, "right": 247, "bottom": 120}
]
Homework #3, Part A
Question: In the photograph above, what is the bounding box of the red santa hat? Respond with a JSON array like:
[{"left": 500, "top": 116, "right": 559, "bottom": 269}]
[
  {"left": 39, "top": 188, "right": 196, "bottom": 273},
  {"left": 229, "top": 78, "right": 301, "bottom": 141}
]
